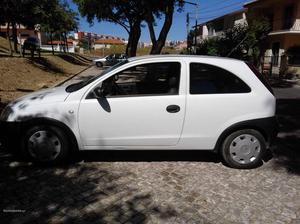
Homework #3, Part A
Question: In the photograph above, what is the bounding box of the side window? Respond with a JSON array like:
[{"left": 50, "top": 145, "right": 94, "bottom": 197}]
[
  {"left": 102, "top": 62, "right": 181, "bottom": 97},
  {"left": 190, "top": 63, "right": 251, "bottom": 94}
]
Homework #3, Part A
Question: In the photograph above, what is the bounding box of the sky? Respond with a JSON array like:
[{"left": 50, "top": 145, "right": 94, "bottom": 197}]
[{"left": 67, "top": 0, "right": 250, "bottom": 42}]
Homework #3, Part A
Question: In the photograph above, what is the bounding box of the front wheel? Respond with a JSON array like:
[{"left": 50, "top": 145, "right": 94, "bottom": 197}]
[
  {"left": 221, "top": 129, "right": 266, "bottom": 169},
  {"left": 21, "top": 125, "right": 70, "bottom": 164}
]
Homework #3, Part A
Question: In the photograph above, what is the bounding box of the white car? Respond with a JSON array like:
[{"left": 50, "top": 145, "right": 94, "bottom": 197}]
[
  {"left": 93, "top": 54, "right": 127, "bottom": 67},
  {"left": 0, "top": 55, "right": 277, "bottom": 168}
]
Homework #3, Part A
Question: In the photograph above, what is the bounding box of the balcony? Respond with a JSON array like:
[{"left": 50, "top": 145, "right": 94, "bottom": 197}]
[{"left": 269, "top": 19, "right": 300, "bottom": 35}]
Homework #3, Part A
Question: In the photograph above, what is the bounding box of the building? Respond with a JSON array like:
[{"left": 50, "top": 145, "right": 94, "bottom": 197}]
[
  {"left": 74, "top": 31, "right": 126, "bottom": 49},
  {"left": 244, "top": 0, "right": 300, "bottom": 75},
  {"left": 93, "top": 38, "right": 125, "bottom": 49},
  {"left": 195, "top": 9, "right": 247, "bottom": 43},
  {"left": 0, "top": 23, "right": 46, "bottom": 45},
  {"left": 0, "top": 23, "right": 76, "bottom": 53}
]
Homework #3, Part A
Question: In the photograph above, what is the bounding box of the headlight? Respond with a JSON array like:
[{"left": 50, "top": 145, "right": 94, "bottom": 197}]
[{"left": 0, "top": 106, "right": 13, "bottom": 121}]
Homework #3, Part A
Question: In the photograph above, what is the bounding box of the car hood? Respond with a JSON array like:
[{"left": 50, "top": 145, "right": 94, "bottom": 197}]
[{"left": 9, "top": 86, "right": 70, "bottom": 108}]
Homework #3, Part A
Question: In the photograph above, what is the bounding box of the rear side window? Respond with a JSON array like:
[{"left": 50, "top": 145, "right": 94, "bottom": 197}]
[
  {"left": 246, "top": 62, "right": 274, "bottom": 95},
  {"left": 190, "top": 63, "right": 251, "bottom": 94}
]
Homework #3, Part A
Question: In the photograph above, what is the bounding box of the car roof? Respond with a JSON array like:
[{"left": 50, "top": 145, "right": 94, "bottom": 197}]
[{"left": 128, "top": 54, "right": 243, "bottom": 63}]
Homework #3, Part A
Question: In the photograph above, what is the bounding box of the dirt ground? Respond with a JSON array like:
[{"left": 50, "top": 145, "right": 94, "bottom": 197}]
[{"left": 0, "top": 54, "right": 90, "bottom": 104}]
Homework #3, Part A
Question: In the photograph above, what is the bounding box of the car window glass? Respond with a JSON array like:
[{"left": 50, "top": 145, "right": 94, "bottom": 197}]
[
  {"left": 99, "top": 62, "right": 181, "bottom": 97},
  {"left": 190, "top": 63, "right": 251, "bottom": 94}
]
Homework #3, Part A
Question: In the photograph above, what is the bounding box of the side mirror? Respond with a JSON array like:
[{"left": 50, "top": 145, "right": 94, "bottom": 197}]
[{"left": 93, "top": 86, "right": 107, "bottom": 98}]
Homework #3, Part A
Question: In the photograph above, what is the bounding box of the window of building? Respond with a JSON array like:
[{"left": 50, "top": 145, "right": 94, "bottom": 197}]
[
  {"left": 190, "top": 63, "right": 251, "bottom": 94},
  {"left": 283, "top": 5, "right": 294, "bottom": 29}
]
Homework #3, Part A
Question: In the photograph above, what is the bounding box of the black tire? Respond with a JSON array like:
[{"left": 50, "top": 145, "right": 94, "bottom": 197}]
[
  {"left": 221, "top": 129, "right": 266, "bottom": 169},
  {"left": 21, "top": 125, "right": 70, "bottom": 164},
  {"left": 96, "top": 62, "right": 103, "bottom": 67}
]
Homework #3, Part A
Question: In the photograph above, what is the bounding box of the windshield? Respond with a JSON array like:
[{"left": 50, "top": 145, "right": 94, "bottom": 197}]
[{"left": 66, "top": 60, "right": 128, "bottom": 92}]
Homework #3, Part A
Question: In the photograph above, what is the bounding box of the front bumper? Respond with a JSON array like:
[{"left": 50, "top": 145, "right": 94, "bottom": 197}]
[{"left": 0, "top": 121, "right": 22, "bottom": 150}]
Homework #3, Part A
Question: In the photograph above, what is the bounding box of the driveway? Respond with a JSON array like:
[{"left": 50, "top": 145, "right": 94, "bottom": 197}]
[{"left": 1, "top": 67, "right": 299, "bottom": 223}]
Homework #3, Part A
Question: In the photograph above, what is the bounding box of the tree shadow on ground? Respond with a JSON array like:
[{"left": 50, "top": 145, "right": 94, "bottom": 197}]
[
  {"left": 270, "top": 78, "right": 296, "bottom": 89},
  {"left": 0, "top": 151, "right": 179, "bottom": 223},
  {"left": 57, "top": 54, "right": 91, "bottom": 66},
  {"left": 272, "top": 99, "right": 300, "bottom": 174},
  {"left": 27, "top": 57, "right": 65, "bottom": 74},
  {"left": 0, "top": 102, "right": 7, "bottom": 113}
]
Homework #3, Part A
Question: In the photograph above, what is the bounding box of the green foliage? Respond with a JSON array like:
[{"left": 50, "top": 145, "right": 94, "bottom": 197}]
[
  {"left": 196, "top": 18, "right": 271, "bottom": 64},
  {"left": 0, "top": 0, "right": 78, "bottom": 54},
  {"left": 78, "top": 39, "right": 89, "bottom": 50},
  {"left": 40, "top": 1, "right": 78, "bottom": 36},
  {"left": 197, "top": 37, "right": 222, "bottom": 56}
]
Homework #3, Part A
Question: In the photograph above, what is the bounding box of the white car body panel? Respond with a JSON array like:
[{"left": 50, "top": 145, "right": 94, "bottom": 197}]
[{"left": 3, "top": 55, "right": 276, "bottom": 151}]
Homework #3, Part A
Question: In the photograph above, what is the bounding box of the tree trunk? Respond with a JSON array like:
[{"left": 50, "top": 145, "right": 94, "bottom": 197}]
[
  {"left": 125, "top": 30, "right": 132, "bottom": 56},
  {"left": 12, "top": 22, "right": 18, "bottom": 53},
  {"left": 61, "top": 34, "right": 66, "bottom": 53},
  {"left": 6, "top": 22, "right": 13, "bottom": 56},
  {"left": 50, "top": 33, "right": 54, "bottom": 55},
  {"left": 65, "top": 33, "right": 69, "bottom": 53},
  {"left": 149, "top": 3, "right": 174, "bottom": 54},
  {"left": 126, "top": 21, "right": 141, "bottom": 57}
]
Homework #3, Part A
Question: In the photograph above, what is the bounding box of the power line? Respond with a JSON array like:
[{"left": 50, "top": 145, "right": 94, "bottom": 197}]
[
  {"left": 199, "top": 0, "right": 246, "bottom": 10},
  {"left": 190, "top": 0, "right": 246, "bottom": 14},
  {"left": 181, "top": 5, "right": 243, "bottom": 20},
  {"left": 194, "top": 7, "right": 243, "bottom": 20}
]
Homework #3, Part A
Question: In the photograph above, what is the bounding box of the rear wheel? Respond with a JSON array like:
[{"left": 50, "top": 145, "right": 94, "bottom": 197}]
[
  {"left": 221, "top": 129, "right": 266, "bottom": 169},
  {"left": 96, "top": 62, "right": 103, "bottom": 67},
  {"left": 21, "top": 125, "right": 70, "bottom": 164}
]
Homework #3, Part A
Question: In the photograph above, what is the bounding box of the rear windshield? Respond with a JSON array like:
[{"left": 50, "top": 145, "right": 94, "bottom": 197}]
[{"left": 246, "top": 62, "right": 274, "bottom": 95}]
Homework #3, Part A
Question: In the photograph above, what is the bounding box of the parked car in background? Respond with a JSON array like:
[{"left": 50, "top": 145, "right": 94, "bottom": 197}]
[
  {"left": 22, "top": 36, "right": 40, "bottom": 57},
  {"left": 0, "top": 55, "right": 277, "bottom": 169},
  {"left": 93, "top": 53, "right": 128, "bottom": 67}
]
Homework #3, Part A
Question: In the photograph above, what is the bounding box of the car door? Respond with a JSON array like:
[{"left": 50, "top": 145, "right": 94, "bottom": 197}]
[{"left": 78, "top": 61, "right": 186, "bottom": 147}]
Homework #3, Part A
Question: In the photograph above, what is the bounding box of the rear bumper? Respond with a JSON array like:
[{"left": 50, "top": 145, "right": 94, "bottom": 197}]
[{"left": 264, "top": 116, "right": 279, "bottom": 146}]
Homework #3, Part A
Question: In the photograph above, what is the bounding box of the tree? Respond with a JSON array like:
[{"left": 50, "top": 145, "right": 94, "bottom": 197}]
[
  {"left": 39, "top": 0, "right": 78, "bottom": 55},
  {"left": 55, "top": 1, "right": 79, "bottom": 53},
  {"left": 0, "top": 0, "right": 47, "bottom": 54},
  {"left": 0, "top": 0, "right": 77, "bottom": 56},
  {"left": 74, "top": 0, "right": 184, "bottom": 56},
  {"left": 196, "top": 18, "right": 270, "bottom": 65},
  {"left": 144, "top": 0, "right": 184, "bottom": 54},
  {"left": 74, "top": 0, "right": 144, "bottom": 57}
]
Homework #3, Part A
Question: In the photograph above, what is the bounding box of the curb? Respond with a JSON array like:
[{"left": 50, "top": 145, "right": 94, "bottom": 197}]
[{"left": 54, "top": 64, "right": 93, "bottom": 87}]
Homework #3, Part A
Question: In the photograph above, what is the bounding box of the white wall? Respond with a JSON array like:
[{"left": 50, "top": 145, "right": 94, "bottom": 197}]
[{"left": 40, "top": 44, "right": 75, "bottom": 53}]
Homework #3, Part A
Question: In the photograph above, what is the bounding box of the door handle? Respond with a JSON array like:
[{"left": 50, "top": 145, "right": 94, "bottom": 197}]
[{"left": 166, "top": 105, "right": 180, "bottom": 113}]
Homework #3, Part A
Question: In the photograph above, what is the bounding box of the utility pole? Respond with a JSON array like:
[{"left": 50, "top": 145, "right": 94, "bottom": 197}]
[
  {"left": 183, "top": 1, "right": 198, "bottom": 54},
  {"left": 186, "top": 13, "right": 190, "bottom": 52},
  {"left": 194, "top": 2, "right": 199, "bottom": 52}
]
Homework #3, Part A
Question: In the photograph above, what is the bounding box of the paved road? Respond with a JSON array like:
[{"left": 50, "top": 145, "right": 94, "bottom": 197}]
[
  {"left": 61, "top": 65, "right": 105, "bottom": 86},
  {"left": 1, "top": 66, "right": 299, "bottom": 223}
]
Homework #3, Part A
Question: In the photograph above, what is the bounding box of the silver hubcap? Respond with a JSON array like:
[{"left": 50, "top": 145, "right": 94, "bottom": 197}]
[
  {"left": 229, "top": 134, "right": 261, "bottom": 165},
  {"left": 28, "top": 130, "right": 61, "bottom": 161}
]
